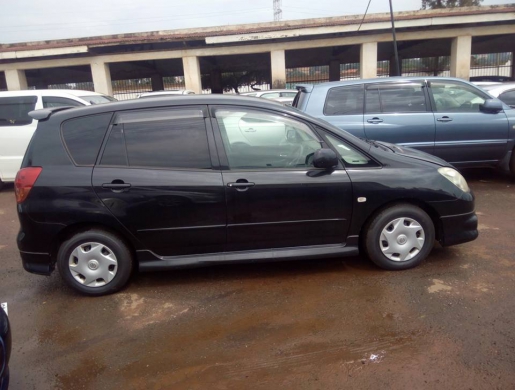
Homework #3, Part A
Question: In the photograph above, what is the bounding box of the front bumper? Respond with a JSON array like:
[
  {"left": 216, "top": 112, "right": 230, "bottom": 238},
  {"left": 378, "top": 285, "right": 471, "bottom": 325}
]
[{"left": 439, "top": 211, "right": 478, "bottom": 247}]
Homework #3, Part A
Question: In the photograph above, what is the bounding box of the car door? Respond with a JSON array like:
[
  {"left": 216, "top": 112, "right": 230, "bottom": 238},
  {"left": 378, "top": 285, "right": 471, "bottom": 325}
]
[
  {"left": 363, "top": 81, "right": 435, "bottom": 155},
  {"left": 211, "top": 106, "right": 353, "bottom": 252},
  {"left": 428, "top": 80, "right": 509, "bottom": 165},
  {"left": 92, "top": 106, "right": 226, "bottom": 257}
]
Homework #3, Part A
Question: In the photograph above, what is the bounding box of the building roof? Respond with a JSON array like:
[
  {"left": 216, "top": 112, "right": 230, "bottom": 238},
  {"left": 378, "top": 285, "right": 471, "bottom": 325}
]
[{"left": 1, "top": 4, "right": 514, "bottom": 54}]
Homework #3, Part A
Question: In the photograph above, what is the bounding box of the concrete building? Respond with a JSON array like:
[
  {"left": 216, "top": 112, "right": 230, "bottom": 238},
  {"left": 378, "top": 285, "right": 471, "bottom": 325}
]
[{"left": 0, "top": 4, "right": 514, "bottom": 96}]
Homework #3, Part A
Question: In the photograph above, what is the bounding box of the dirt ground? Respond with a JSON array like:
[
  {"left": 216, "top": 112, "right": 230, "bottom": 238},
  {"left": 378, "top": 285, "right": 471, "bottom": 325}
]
[{"left": 0, "top": 169, "right": 514, "bottom": 390}]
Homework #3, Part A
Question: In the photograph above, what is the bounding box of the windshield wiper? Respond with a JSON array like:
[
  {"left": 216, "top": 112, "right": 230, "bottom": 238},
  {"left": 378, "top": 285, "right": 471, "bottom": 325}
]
[{"left": 361, "top": 138, "right": 394, "bottom": 152}]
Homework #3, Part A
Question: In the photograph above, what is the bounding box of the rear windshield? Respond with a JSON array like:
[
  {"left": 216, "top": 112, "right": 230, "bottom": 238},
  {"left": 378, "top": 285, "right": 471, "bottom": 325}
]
[
  {"left": 0, "top": 96, "right": 37, "bottom": 126},
  {"left": 81, "top": 95, "right": 117, "bottom": 104}
]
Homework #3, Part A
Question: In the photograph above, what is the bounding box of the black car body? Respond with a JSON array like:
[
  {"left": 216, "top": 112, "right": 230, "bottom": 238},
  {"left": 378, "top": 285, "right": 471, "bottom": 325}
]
[
  {"left": 0, "top": 308, "right": 10, "bottom": 390},
  {"left": 16, "top": 96, "right": 478, "bottom": 295}
]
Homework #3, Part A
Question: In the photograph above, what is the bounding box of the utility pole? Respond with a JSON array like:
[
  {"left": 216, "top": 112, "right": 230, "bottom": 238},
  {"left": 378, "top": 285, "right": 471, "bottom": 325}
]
[
  {"left": 273, "top": 0, "right": 282, "bottom": 21},
  {"left": 389, "top": 0, "right": 401, "bottom": 76}
]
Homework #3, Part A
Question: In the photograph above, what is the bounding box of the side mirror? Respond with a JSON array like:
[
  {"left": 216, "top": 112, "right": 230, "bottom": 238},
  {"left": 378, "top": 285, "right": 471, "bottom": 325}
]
[
  {"left": 313, "top": 148, "right": 338, "bottom": 169},
  {"left": 480, "top": 99, "right": 503, "bottom": 113}
]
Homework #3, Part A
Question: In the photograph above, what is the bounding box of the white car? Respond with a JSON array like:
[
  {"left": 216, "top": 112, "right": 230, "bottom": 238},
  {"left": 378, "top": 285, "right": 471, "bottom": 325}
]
[
  {"left": 0, "top": 89, "right": 115, "bottom": 189},
  {"left": 240, "top": 89, "right": 298, "bottom": 105},
  {"left": 138, "top": 90, "right": 195, "bottom": 98},
  {"left": 481, "top": 83, "right": 515, "bottom": 108}
]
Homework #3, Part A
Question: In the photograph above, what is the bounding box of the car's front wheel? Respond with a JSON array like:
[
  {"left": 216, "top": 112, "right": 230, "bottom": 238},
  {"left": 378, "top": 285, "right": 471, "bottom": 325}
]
[
  {"left": 364, "top": 204, "right": 435, "bottom": 270},
  {"left": 57, "top": 229, "right": 133, "bottom": 296}
]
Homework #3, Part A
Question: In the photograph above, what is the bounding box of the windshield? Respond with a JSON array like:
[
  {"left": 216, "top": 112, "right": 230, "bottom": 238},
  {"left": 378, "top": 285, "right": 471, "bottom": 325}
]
[{"left": 83, "top": 95, "right": 117, "bottom": 104}]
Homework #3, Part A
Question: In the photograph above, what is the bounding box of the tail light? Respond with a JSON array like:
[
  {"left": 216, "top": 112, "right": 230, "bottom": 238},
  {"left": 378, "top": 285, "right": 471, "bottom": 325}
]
[{"left": 15, "top": 167, "right": 42, "bottom": 203}]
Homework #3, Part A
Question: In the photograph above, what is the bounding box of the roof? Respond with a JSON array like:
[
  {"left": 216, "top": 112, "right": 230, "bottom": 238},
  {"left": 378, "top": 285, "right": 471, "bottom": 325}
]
[
  {"left": 0, "top": 89, "right": 104, "bottom": 97},
  {"left": 1, "top": 4, "right": 514, "bottom": 54},
  {"left": 307, "top": 76, "right": 480, "bottom": 89}
]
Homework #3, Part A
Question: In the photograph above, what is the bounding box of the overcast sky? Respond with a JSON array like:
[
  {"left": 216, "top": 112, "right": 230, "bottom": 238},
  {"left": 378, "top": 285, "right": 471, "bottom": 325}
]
[{"left": 0, "top": 0, "right": 511, "bottom": 44}]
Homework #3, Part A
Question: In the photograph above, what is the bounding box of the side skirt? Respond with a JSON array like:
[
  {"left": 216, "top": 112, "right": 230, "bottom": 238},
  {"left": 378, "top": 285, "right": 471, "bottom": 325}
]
[{"left": 137, "top": 244, "right": 360, "bottom": 271}]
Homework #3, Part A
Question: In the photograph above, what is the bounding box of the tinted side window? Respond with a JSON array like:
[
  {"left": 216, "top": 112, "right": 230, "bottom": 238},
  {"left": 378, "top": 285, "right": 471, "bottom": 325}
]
[
  {"left": 0, "top": 96, "right": 37, "bottom": 126},
  {"left": 62, "top": 113, "right": 112, "bottom": 166},
  {"left": 324, "top": 85, "right": 364, "bottom": 116},
  {"left": 499, "top": 90, "right": 515, "bottom": 106},
  {"left": 365, "top": 87, "right": 381, "bottom": 113},
  {"left": 119, "top": 109, "right": 211, "bottom": 170},
  {"left": 377, "top": 83, "right": 427, "bottom": 113},
  {"left": 100, "top": 126, "right": 127, "bottom": 166},
  {"left": 43, "top": 97, "right": 84, "bottom": 108}
]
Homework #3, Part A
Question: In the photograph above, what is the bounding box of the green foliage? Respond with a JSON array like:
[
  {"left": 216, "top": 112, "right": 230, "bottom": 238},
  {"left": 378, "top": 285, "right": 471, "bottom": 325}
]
[{"left": 421, "top": 0, "right": 482, "bottom": 9}]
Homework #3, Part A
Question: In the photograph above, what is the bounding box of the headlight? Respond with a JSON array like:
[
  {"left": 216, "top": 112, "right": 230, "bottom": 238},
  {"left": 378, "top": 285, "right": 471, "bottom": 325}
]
[{"left": 438, "top": 167, "right": 470, "bottom": 193}]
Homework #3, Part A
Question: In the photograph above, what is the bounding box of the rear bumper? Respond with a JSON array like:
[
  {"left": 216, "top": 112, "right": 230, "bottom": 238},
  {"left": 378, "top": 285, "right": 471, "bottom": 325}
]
[{"left": 439, "top": 211, "right": 478, "bottom": 247}]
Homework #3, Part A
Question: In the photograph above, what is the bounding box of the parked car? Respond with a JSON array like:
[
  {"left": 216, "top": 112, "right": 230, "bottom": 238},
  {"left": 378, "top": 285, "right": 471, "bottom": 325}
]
[
  {"left": 293, "top": 77, "right": 515, "bottom": 175},
  {"left": 240, "top": 89, "right": 297, "bottom": 105},
  {"left": 17, "top": 95, "right": 477, "bottom": 296},
  {"left": 138, "top": 90, "right": 195, "bottom": 98},
  {"left": 481, "top": 83, "right": 515, "bottom": 108},
  {"left": 0, "top": 90, "right": 116, "bottom": 190},
  {"left": 0, "top": 307, "right": 10, "bottom": 390}
]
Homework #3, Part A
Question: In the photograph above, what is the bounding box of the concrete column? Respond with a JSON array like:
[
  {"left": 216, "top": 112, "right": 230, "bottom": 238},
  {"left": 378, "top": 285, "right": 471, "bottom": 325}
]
[
  {"left": 210, "top": 69, "right": 223, "bottom": 94},
  {"left": 450, "top": 36, "right": 472, "bottom": 80},
  {"left": 182, "top": 56, "right": 202, "bottom": 94},
  {"left": 270, "top": 50, "right": 286, "bottom": 89},
  {"left": 151, "top": 74, "right": 164, "bottom": 91},
  {"left": 5, "top": 69, "right": 28, "bottom": 90},
  {"left": 90, "top": 61, "right": 113, "bottom": 96},
  {"left": 360, "top": 42, "right": 378, "bottom": 79},
  {"left": 329, "top": 60, "right": 340, "bottom": 82}
]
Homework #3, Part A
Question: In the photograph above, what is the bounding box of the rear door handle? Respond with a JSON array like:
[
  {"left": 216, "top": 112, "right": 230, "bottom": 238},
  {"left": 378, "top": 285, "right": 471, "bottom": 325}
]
[
  {"left": 102, "top": 180, "right": 131, "bottom": 192},
  {"left": 367, "top": 117, "right": 383, "bottom": 124},
  {"left": 227, "top": 182, "right": 255, "bottom": 188},
  {"left": 437, "top": 116, "right": 453, "bottom": 122}
]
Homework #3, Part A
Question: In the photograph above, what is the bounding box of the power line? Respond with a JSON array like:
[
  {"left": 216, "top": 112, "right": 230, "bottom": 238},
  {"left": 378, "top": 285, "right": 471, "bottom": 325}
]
[
  {"left": 357, "top": 0, "right": 373, "bottom": 32},
  {"left": 273, "top": 0, "right": 282, "bottom": 21}
]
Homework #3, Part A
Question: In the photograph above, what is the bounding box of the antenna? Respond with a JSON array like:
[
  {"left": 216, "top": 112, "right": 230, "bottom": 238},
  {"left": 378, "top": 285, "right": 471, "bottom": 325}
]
[{"left": 273, "top": 0, "right": 282, "bottom": 21}]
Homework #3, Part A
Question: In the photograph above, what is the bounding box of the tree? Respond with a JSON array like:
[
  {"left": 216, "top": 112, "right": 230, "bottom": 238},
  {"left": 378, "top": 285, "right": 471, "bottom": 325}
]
[{"left": 421, "top": 0, "right": 482, "bottom": 9}]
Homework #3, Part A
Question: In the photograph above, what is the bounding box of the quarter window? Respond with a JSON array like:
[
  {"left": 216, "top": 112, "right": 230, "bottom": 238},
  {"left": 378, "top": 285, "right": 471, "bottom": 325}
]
[
  {"left": 62, "top": 113, "right": 113, "bottom": 166},
  {"left": 430, "top": 81, "right": 487, "bottom": 112},
  {"left": 324, "top": 85, "right": 364, "bottom": 116},
  {"left": 215, "top": 109, "right": 322, "bottom": 169}
]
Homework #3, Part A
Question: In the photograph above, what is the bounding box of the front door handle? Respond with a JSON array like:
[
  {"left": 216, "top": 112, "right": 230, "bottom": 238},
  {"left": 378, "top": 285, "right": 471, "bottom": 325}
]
[
  {"left": 102, "top": 180, "right": 131, "bottom": 193},
  {"left": 367, "top": 117, "right": 383, "bottom": 124},
  {"left": 227, "top": 180, "right": 255, "bottom": 191},
  {"left": 437, "top": 116, "right": 453, "bottom": 122}
]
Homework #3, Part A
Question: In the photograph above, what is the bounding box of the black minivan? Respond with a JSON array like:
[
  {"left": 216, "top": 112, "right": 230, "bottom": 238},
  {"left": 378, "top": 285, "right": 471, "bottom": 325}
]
[{"left": 16, "top": 96, "right": 478, "bottom": 295}]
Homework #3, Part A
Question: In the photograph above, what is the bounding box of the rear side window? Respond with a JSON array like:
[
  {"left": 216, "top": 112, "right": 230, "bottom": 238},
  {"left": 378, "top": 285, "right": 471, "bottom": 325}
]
[
  {"left": 0, "top": 96, "right": 37, "bottom": 126},
  {"left": 61, "top": 113, "right": 113, "bottom": 166},
  {"left": 366, "top": 83, "right": 427, "bottom": 113},
  {"left": 101, "top": 108, "right": 211, "bottom": 170},
  {"left": 324, "top": 85, "right": 364, "bottom": 116},
  {"left": 43, "top": 96, "right": 84, "bottom": 108}
]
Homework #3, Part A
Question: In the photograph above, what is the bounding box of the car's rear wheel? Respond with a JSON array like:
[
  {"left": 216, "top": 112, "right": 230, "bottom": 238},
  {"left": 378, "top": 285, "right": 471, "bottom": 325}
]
[
  {"left": 509, "top": 148, "right": 515, "bottom": 176},
  {"left": 57, "top": 229, "right": 133, "bottom": 296},
  {"left": 364, "top": 204, "right": 435, "bottom": 270},
  {"left": 0, "top": 179, "right": 4, "bottom": 191}
]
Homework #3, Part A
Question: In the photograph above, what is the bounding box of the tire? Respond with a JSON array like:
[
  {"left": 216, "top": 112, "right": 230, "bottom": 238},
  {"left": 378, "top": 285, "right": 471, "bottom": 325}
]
[
  {"left": 0, "top": 179, "right": 4, "bottom": 191},
  {"left": 509, "top": 148, "right": 515, "bottom": 176},
  {"left": 364, "top": 204, "right": 435, "bottom": 271},
  {"left": 57, "top": 229, "right": 133, "bottom": 296}
]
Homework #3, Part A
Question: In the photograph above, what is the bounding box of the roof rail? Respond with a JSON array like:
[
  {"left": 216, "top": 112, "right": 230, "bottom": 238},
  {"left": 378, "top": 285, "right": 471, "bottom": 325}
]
[{"left": 29, "top": 106, "right": 76, "bottom": 121}]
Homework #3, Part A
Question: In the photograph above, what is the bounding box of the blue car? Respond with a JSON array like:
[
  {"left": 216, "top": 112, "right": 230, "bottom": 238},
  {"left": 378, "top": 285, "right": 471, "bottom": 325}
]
[{"left": 294, "top": 77, "right": 515, "bottom": 174}]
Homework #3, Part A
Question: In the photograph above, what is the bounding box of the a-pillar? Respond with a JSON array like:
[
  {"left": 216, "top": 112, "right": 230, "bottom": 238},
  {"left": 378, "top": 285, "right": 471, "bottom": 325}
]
[
  {"left": 183, "top": 56, "right": 202, "bottom": 94},
  {"left": 90, "top": 61, "right": 113, "bottom": 96},
  {"left": 5, "top": 69, "right": 28, "bottom": 91},
  {"left": 151, "top": 74, "right": 164, "bottom": 91},
  {"left": 450, "top": 36, "right": 472, "bottom": 80},
  {"left": 210, "top": 68, "right": 223, "bottom": 94},
  {"left": 270, "top": 50, "right": 286, "bottom": 89},
  {"left": 329, "top": 60, "right": 340, "bottom": 82},
  {"left": 360, "top": 42, "right": 378, "bottom": 79}
]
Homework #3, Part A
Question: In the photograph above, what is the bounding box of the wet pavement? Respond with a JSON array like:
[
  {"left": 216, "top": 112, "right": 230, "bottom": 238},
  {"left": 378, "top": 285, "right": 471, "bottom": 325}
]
[{"left": 1, "top": 169, "right": 515, "bottom": 389}]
